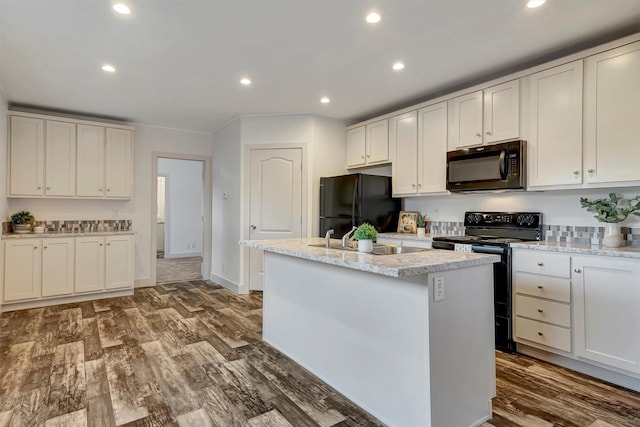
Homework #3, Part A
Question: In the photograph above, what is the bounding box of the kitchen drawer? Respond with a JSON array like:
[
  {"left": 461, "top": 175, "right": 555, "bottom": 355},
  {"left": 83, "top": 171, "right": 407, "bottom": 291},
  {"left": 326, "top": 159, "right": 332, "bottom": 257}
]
[
  {"left": 515, "top": 316, "right": 571, "bottom": 352},
  {"left": 515, "top": 271, "right": 571, "bottom": 303},
  {"left": 515, "top": 294, "right": 571, "bottom": 328},
  {"left": 514, "top": 251, "right": 570, "bottom": 278}
]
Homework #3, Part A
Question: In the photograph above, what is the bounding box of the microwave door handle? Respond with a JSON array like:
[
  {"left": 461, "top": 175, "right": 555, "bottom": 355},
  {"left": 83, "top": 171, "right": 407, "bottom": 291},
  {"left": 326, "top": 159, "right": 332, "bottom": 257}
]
[{"left": 499, "top": 150, "right": 508, "bottom": 180}]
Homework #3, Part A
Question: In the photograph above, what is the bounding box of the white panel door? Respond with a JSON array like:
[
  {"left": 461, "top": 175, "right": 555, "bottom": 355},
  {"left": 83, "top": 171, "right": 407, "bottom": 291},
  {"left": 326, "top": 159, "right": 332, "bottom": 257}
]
[
  {"left": 573, "top": 256, "right": 640, "bottom": 374},
  {"left": 584, "top": 41, "right": 640, "bottom": 184},
  {"left": 448, "top": 90, "right": 483, "bottom": 150},
  {"left": 77, "top": 124, "right": 105, "bottom": 197},
  {"left": 528, "top": 60, "right": 584, "bottom": 188},
  {"left": 9, "top": 116, "right": 44, "bottom": 196},
  {"left": 105, "top": 235, "right": 133, "bottom": 290},
  {"left": 4, "top": 240, "right": 41, "bottom": 302},
  {"left": 347, "top": 126, "right": 366, "bottom": 168},
  {"left": 105, "top": 128, "right": 133, "bottom": 198},
  {"left": 418, "top": 102, "right": 448, "bottom": 194},
  {"left": 45, "top": 120, "right": 76, "bottom": 196},
  {"left": 390, "top": 111, "right": 418, "bottom": 196},
  {"left": 366, "top": 119, "right": 389, "bottom": 164},
  {"left": 249, "top": 148, "right": 303, "bottom": 290},
  {"left": 484, "top": 80, "right": 520, "bottom": 143},
  {"left": 75, "top": 236, "right": 106, "bottom": 293},
  {"left": 41, "top": 238, "right": 75, "bottom": 297}
]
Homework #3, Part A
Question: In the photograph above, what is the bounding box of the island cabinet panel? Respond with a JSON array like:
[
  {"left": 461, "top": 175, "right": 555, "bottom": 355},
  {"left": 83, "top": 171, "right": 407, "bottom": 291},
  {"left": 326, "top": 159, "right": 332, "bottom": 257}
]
[
  {"left": 76, "top": 124, "right": 105, "bottom": 197},
  {"left": 573, "top": 255, "right": 640, "bottom": 374},
  {"left": 8, "top": 115, "right": 45, "bottom": 196},
  {"left": 527, "top": 60, "right": 584, "bottom": 188},
  {"left": 3, "top": 239, "right": 41, "bottom": 301},
  {"left": 584, "top": 40, "right": 640, "bottom": 185},
  {"left": 41, "top": 238, "right": 75, "bottom": 297},
  {"left": 75, "top": 236, "right": 106, "bottom": 293},
  {"left": 45, "top": 121, "right": 76, "bottom": 197}
]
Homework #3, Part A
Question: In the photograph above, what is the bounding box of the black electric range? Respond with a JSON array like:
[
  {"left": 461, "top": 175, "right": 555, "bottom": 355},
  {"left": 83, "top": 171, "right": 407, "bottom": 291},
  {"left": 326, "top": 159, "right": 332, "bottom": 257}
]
[{"left": 432, "top": 212, "right": 543, "bottom": 352}]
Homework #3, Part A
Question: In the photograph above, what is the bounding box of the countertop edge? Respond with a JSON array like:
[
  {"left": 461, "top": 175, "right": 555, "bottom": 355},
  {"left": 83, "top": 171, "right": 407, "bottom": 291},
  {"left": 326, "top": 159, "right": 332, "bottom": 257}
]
[
  {"left": 511, "top": 241, "right": 640, "bottom": 259},
  {"left": 2, "top": 230, "right": 136, "bottom": 239}
]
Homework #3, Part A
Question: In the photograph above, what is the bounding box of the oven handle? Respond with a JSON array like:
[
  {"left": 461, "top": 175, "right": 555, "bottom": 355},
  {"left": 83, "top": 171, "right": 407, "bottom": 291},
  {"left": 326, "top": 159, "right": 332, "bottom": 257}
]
[{"left": 472, "top": 245, "right": 506, "bottom": 255}]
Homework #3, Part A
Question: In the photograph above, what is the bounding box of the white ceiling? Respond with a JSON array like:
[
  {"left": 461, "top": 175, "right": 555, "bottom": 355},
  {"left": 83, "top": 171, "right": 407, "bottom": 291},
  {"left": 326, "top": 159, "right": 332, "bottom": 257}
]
[{"left": 1, "top": 1, "right": 640, "bottom": 133}]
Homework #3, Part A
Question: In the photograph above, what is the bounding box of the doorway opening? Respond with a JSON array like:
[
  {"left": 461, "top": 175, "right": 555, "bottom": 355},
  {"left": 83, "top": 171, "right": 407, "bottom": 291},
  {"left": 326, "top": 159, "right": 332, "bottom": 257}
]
[{"left": 151, "top": 153, "right": 212, "bottom": 286}]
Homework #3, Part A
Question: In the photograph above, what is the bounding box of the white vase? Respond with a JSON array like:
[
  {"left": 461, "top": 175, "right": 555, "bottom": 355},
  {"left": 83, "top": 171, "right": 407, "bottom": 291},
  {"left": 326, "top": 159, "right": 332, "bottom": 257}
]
[
  {"left": 417, "top": 227, "right": 426, "bottom": 237},
  {"left": 603, "top": 223, "right": 624, "bottom": 248},
  {"left": 358, "top": 239, "right": 373, "bottom": 253}
]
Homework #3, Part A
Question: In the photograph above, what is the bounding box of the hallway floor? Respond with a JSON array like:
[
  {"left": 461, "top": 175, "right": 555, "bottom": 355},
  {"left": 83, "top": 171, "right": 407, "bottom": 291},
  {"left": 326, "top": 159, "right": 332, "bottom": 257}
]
[{"left": 156, "top": 256, "right": 202, "bottom": 284}]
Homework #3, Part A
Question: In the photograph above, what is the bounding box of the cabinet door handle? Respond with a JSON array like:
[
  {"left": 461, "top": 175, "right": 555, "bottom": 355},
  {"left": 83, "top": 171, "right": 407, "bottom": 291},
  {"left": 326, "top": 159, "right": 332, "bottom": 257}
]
[
  {"left": 411, "top": 184, "right": 416, "bottom": 188},
  {"left": 587, "top": 169, "right": 594, "bottom": 173},
  {"left": 33, "top": 246, "right": 38, "bottom": 250},
  {"left": 250, "top": 224, "right": 257, "bottom": 230},
  {"left": 537, "top": 308, "right": 543, "bottom": 313},
  {"left": 475, "top": 133, "right": 482, "bottom": 138},
  {"left": 366, "top": 155, "right": 370, "bottom": 158},
  {"left": 361, "top": 155, "right": 365, "bottom": 159},
  {"left": 107, "top": 243, "right": 111, "bottom": 246},
  {"left": 537, "top": 332, "right": 544, "bottom": 337},
  {"left": 537, "top": 285, "right": 543, "bottom": 289},
  {"left": 417, "top": 183, "right": 422, "bottom": 188},
  {"left": 573, "top": 170, "right": 580, "bottom": 175},
  {"left": 99, "top": 188, "right": 103, "bottom": 192},
  {"left": 37, "top": 186, "right": 41, "bottom": 190},
  {"left": 46, "top": 187, "right": 51, "bottom": 190},
  {"left": 99, "top": 243, "right": 103, "bottom": 246},
  {"left": 537, "top": 262, "right": 543, "bottom": 266},
  {"left": 107, "top": 189, "right": 110, "bottom": 192},
  {"left": 485, "top": 131, "right": 492, "bottom": 136},
  {"left": 574, "top": 268, "right": 581, "bottom": 273}
]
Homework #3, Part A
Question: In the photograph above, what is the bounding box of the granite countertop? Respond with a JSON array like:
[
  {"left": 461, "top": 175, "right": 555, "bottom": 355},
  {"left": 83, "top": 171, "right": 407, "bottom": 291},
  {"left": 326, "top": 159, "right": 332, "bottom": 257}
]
[
  {"left": 2, "top": 230, "right": 136, "bottom": 239},
  {"left": 511, "top": 241, "right": 640, "bottom": 260},
  {"left": 240, "top": 237, "right": 500, "bottom": 278},
  {"left": 377, "top": 232, "right": 436, "bottom": 241}
]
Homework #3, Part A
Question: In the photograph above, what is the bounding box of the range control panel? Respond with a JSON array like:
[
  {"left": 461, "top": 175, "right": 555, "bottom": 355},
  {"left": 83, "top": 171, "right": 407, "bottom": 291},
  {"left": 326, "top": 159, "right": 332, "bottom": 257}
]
[{"left": 464, "top": 212, "right": 542, "bottom": 229}]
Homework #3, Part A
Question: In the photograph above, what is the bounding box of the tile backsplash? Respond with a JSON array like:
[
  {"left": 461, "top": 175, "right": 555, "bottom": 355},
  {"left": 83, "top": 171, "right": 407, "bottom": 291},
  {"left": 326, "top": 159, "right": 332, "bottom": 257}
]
[
  {"left": 2, "top": 219, "right": 132, "bottom": 234},
  {"left": 426, "top": 221, "right": 465, "bottom": 236},
  {"left": 543, "top": 224, "right": 640, "bottom": 248}
]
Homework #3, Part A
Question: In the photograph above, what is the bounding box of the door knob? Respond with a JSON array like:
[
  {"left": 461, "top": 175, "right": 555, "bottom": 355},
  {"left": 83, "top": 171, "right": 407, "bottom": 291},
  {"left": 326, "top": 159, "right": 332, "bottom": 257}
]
[{"left": 250, "top": 224, "right": 257, "bottom": 230}]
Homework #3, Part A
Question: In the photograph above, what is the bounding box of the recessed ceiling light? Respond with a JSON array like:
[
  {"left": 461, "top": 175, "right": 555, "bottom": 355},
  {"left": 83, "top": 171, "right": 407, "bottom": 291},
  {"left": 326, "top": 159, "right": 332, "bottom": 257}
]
[
  {"left": 393, "top": 62, "right": 405, "bottom": 71},
  {"left": 102, "top": 64, "right": 116, "bottom": 73},
  {"left": 112, "top": 3, "right": 131, "bottom": 14},
  {"left": 366, "top": 12, "right": 381, "bottom": 24},
  {"left": 240, "top": 78, "right": 252, "bottom": 86},
  {"left": 320, "top": 97, "right": 330, "bottom": 104},
  {"left": 526, "top": 0, "right": 545, "bottom": 8}
]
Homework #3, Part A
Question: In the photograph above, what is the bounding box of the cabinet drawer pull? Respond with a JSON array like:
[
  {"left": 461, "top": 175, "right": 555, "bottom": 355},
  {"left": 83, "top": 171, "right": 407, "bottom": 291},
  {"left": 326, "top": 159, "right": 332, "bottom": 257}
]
[
  {"left": 537, "top": 332, "right": 544, "bottom": 336},
  {"left": 574, "top": 268, "right": 581, "bottom": 273},
  {"left": 537, "top": 285, "right": 543, "bottom": 289},
  {"left": 537, "top": 261, "right": 543, "bottom": 266},
  {"left": 537, "top": 308, "right": 543, "bottom": 313}
]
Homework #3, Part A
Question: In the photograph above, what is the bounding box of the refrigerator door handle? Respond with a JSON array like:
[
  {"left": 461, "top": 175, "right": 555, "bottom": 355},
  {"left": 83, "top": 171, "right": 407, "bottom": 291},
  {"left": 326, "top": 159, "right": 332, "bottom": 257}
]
[{"left": 351, "top": 178, "right": 358, "bottom": 227}]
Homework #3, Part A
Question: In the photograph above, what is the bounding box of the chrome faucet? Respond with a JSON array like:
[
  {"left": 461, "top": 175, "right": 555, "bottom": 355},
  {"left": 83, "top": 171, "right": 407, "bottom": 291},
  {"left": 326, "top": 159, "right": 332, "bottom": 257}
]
[
  {"left": 342, "top": 226, "right": 357, "bottom": 248},
  {"left": 325, "top": 229, "right": 334, "bottom": 248}
]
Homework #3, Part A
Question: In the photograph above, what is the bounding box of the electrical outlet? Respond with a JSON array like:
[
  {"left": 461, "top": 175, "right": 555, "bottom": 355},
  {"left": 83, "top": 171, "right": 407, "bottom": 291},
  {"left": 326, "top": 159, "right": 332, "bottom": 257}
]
[{"left": 434, "top": 277, "right": 445, "bottom": 302}]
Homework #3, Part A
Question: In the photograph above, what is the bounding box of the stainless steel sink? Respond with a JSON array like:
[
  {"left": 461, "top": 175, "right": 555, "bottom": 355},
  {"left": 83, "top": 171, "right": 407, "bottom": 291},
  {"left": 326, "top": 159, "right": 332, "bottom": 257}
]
[{"left": 308, "top": 243, "right": 429, "bottom": 255}]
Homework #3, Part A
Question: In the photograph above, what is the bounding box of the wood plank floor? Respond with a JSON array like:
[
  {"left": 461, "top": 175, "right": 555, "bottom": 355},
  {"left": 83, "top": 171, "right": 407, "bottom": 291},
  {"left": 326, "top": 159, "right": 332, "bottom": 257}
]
[{"left": 1, "top": 280, "right": 639, "bottom": 426}]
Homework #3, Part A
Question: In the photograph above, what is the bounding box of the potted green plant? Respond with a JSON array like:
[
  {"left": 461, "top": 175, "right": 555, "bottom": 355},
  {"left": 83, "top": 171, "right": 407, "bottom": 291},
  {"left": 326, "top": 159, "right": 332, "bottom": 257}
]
[
  {"left": 580, "top": 193, "right": 640, "bottom": 247},
  {"left": 416, "top": 213, "right": 427, "bottom": 237},
  {"left": 354, "top": 223, "right": 378, "bottom": 253},
  {"left": 11, "top": 210, "right": 35, "bottom": 234}
]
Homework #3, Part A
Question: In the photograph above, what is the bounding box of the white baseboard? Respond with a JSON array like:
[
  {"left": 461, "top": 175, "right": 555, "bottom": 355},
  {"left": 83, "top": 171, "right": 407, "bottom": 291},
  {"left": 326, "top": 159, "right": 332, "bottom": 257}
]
[
  {"left": 135, "top": 278, "right": 152, "bottom": 288},
  {"left": 1, "top": 289, "right": 134, "bottom": 312},
  {"left": 209, "top": 273, "right": 247, "bottom": 294},
  {"left": 163, "top": 251, "right": 202, "bottom": 259}
]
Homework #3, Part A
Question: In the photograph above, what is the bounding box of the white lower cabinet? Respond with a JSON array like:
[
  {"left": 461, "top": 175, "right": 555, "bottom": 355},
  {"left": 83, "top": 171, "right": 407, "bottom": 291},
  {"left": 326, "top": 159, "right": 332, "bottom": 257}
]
[
  {"left": 572, "top": 255, "right": 640, "bottom": 374},
  {"left": 41, "top": 238, "right": 75, "bottom": 297},
  {"left": 2, "top": 234, "right": 134, "bottom": 305}
]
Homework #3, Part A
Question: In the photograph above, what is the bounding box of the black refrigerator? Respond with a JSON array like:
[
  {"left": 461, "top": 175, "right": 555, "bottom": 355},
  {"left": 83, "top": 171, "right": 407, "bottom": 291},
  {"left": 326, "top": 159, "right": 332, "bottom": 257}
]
[{"left": 319, "top": 174, "right": 401, "bottom": 238}]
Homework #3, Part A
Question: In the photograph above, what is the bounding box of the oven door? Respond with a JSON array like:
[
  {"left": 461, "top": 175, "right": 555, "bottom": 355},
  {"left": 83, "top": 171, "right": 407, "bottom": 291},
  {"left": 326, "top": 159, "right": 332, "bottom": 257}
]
[{"left": 471, "top": 244, "right": 515, "bottom": 352}]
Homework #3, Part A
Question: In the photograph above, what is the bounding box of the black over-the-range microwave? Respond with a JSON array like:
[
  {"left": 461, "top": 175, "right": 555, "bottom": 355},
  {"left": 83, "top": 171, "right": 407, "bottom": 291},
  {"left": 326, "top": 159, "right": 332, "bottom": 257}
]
[{"left": 446, "top": 140, "right": 526, "bottom": 192}]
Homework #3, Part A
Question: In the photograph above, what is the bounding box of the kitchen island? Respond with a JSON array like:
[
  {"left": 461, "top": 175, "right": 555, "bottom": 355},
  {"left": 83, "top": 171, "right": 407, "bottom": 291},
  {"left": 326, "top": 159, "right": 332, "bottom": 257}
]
[{"left": 240, "top": 237, "right": 500, "bottom": 427}]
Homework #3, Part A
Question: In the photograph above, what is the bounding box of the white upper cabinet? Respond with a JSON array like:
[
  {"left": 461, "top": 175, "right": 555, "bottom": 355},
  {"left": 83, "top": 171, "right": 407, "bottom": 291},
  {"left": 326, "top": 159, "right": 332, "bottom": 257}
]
[
  {"left": 448, "top": 90, "right": 483, "bottom": 150},
  {"left": 584, "top": 41, "right": 640, "bottom": 186},
  {"left": 448, "top": 81, "right": 520, "bottom": 151},
  {"left": 77, "top": 124, "right": 105, "bottom": 197},
  {"left": 45, "top": 121, "right": 76, "bottom": 197},
  {"left": 390, "top": 111, "right": 418, "bottom": 195},
  {"left": 418, "top": 102, "right": 448, "bottom": 194},
  {"left": 8, "top": 116, "right": 44, "bottom": 196},
  {"left": 347, "top": 119, "right": 389, "bottom": 168},
  {"left": 391, "top": 102, "right": 448, "bottom": 197},
  {"left": 483, "top": 80, "right": 520, "bottom": 144},
  {"left": 527, "top": 60, "right": 584, "bottom": 188},
  {"left": 105, "top": 128, "right": 133, "bottom": 198}
]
